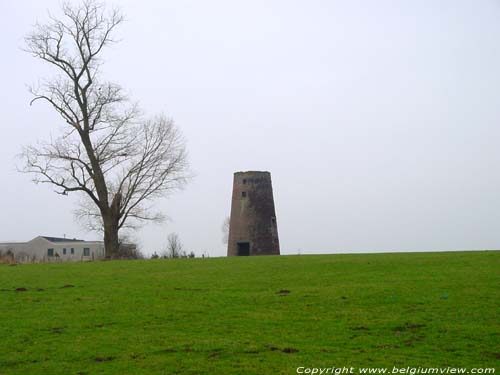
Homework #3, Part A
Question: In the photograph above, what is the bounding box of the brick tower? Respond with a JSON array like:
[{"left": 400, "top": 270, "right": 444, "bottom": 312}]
[{"left": 227, "top": 171, "right": 280, "bottom": 256}]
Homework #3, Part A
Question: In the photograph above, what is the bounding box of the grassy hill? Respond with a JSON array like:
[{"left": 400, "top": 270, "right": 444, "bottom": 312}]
[{"left": 0, "top": 251, "right": 498, "bottom": 374}]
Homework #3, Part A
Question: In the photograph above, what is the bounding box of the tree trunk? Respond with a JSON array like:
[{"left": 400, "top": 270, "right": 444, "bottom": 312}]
[
  {"left": 103, "top": 192, "right": 122, "bottom": 258},
  {"left": 103, "top": 217, "right": 119, "bottom": 258}
]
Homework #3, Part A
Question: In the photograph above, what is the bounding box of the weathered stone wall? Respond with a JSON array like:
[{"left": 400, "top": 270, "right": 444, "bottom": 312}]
[{"left": 227, "top": 171, "right": 280, "bottom": 256}]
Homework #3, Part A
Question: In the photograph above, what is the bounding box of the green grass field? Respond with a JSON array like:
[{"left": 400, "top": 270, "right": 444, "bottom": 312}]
[{"left": 0, "top": 251, "right": 498, "bottom": 374}]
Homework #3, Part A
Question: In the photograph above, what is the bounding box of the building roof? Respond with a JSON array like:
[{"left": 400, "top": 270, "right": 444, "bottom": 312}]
[
  {"left": 1, "top": 236, "right": 103, "bottom": 245},
  {"left": 41, "top": 236, "right": 85, "bottom": 243}
]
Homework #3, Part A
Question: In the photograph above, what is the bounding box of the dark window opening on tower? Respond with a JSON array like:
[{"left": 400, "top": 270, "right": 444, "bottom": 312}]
[
  {"left": 271, "top": 217, "right": 276, "bottom": 224},
  {"left": 242, "top": 179, "right": 247, "bottom": 184},
  {"left": 242, "top": 191, "right": 247, "bottom": 198},
  {"left": 237, "top": 242, "right": 250, "bottom": 256}
]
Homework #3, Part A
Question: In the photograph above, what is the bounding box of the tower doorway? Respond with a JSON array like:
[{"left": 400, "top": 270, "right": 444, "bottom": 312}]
[{"left": 237, "top": 242, "right": 250, "bottom": 256}]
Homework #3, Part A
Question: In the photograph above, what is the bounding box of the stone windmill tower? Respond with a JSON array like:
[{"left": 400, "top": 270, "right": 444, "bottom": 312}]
[{"left": 227, "top": 171, "right": 280, "bottom": 256}]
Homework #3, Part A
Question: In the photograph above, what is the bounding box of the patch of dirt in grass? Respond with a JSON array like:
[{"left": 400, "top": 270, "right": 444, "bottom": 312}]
[
  {"left": 1, "top": 360, "right": 20, "bottom": 367},
  {"left": 1, "top": 357, "right": 41, "bottom": 367},
  {"left": 243, "top": 350, "right": 260, "bottom": 354},
  {"left": 393, "top": 322, "right": 426, "bottom": 332},
  {"left": 130, "top": 353, "right": 145, "bottom": 359},
  {"left": 89, "top": 322, "right": 115, "bottom": 329},
  {"left": 162, "top": 348, "right": 177, "bottom": 353},
  {"left": 61, "top": 284, "right": 75, "bottom": 288},
  {"left": 208, "top": 352, "right": 220, "bottom": 358},
  {"left": 36, "top": 288, "right": 45, "bottom": 291},
  {"left": 403, "top": 336, "right": 425, "bottom": 347},
  {"left": 265, "top": 345, "right": 299, "bottom": 354},
  {"left": 15, "top": 287, "right": 28, "bottom": 292},
  {"left": 151, "top": 348, "right": 178, "bottom": 355},
  {"left": 351, "top": 326, "right": 370, "bottom": 331},
  {"left": 94, "top": 356, "right": 115, "bottom": 362},
  {"left": 375, "top": 344, "right": 400, "bottom": 350},
  {"left": 50, "top": 327, "right": 65, "bottom": 334},
  {"left": 276, "top": 289, "right": 290, "bottom": 295}
]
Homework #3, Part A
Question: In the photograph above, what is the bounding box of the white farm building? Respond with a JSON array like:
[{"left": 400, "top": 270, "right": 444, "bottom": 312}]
[{"left": 0, "top": 236, "right": 105, "bottom": 263}]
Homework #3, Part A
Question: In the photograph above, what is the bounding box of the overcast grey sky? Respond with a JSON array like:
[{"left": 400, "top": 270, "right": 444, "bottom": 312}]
[{"left": 1, "top": 0, "right": 500, "bottom": 256}]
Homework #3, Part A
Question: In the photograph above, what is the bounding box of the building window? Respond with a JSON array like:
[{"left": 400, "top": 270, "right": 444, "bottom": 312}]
[
  {"left": 70, "top": 248, "right": 74, "bottom": 255},
  {"left": 242, "top": 191, "right": 247, "bottom": 198},
  {"left": 83, "top": 248, "right": 90, "bottom": 256},
  {"left": 242, "top": 179, "right": 247, "bottom": 184},
  {"left": 47, "top": 248, "right": 54, "bottom": 257},
  {"left": 271, "top": 217, "right": 276, "bottom": 224},
  {"left": 63, "top": 248, "right": 67, "bottom": 255}
]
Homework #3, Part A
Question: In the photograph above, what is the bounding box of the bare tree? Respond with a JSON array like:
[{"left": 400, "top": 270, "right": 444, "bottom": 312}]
[
  {"left": 22, "top": 1, "right": 189, "bottom": 257},
  {"left": 221, "top": 216, "right": 230, "bottom": 244},
  {"left": 164, "top": 232, "right": 184, "bottom": 259}
]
